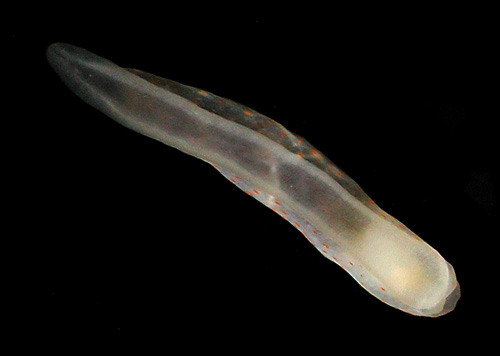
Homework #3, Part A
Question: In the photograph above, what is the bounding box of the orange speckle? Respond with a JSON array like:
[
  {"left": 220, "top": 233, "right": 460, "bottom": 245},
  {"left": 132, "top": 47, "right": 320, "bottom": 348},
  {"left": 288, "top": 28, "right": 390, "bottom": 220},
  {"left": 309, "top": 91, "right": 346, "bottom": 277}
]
[
  {"left": 247, "top": 191, "right": 253, "bottom": 196},
  {"left": 295, "top": 222, "right": 301, "bottom": 228},
  {"left": 312, "top": 150, "right": 318, "bottom": 155},
  {"left": 253, "top": 189, "right": 260, "bottom": 195},
  {"left": 244, "top": 109, "right": 252, "bottom": 116},
  {"left": 298, "top": 152, "right": 305, "bottom": 158},
  {"left": 297, "top": 137, "right": 304, "bottom": 143},
  {"left": 333, "top": 256, "right": 338, "bottom": 261},
  {"left": 380, "top": 287, "right": 386, "bottom": 292},
  {"left": 275, "top": 201, "right": 281, "bottom": 206},
  {"left": 281, "top": 210, "right": 287, "bottom": 215},
  {"left": 349, "top": 261, "right": 354, "bottom": 266},
  {"left": 322, "top": 243, "right": 329, "bottom": 250},
  {"left": 337, "top": 171, "right": 344, "bottom": 178},
  {"left": 369, "top": 199, "right": 375, "bottom": 205},
  {"left": 313, "top": 229, "right": 318, "bottom": 234},
  {"left": 322, "top": 249, "right": 327, "bottom": 254},
  {"left": 200, "top": 89, "right": 208, "bottom": 95}
]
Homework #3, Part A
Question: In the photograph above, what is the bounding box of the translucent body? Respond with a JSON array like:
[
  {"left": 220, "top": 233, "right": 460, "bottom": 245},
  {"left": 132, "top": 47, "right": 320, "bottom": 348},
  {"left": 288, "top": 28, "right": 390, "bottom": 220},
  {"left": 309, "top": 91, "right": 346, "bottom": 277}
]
[{"left": 46, "top": 43, "right": 460, "bottom": 316}]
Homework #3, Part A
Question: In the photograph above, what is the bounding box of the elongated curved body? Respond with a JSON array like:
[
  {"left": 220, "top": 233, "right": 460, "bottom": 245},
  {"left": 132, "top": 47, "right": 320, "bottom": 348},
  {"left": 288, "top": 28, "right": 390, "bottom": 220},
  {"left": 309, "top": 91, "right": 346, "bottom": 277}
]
[{"left": 47, "top": 43, "right": 460, "bottom": 316}]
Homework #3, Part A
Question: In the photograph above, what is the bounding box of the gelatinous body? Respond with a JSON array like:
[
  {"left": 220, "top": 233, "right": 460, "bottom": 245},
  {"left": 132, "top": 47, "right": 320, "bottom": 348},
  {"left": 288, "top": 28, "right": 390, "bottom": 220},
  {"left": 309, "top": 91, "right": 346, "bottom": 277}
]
[{"left": 47, "top": 43, "right": 460, "bottom": 316}]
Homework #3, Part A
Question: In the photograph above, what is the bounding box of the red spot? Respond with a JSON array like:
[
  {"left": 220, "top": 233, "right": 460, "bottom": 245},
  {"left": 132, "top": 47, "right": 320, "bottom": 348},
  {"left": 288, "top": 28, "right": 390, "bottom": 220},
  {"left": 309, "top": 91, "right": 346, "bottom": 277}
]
[
  {"left": 312, "top": 150, "right": 318, "bottom": 155},
  {"left": 275, "top": 201, "right": 281, "bottom": 206},
  {"left": 380, "top": 287, "right": 386, "bottom": 292},
  {"left": 247, "top": 191, "right": 253, "bottom": 196},
  {"left": 244, "top": 109, "right": 252, "bottom": 116},
  {"left": 200, "top": 89, "right": 208, "bottom": 95},
  {"left": 253, "top": 189, "right": 260, "bottom": 195},
  {"left": 369, "top": 199, "right": 375, "bottom": 205},
  {"left": 298, "top": 152, "right": 305, "bottom": 158},
  {"left": 295, "top": 222, "right": 301, "bottom": 228},
  {"left": 337, "top": 171, "right": 344, "bottom": 178},
  {"left": 322, "top": 243, "right": 329, "bottom": 250},
  {"left": 349, "top": 261, "right": 354, "bottom": 266},
  {"left": 297, "top": 137, "right": 304, "bottom": 143},
  {"left": 282, "top": 210, "right": 287, "bottom": 215}
]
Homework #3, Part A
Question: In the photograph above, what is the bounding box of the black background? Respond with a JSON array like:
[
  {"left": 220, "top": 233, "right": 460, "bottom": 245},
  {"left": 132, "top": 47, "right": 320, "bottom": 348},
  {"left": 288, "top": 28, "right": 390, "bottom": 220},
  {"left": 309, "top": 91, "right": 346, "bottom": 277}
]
[{"left": 7, "top": 6, "right": 498, "bottom": 351}]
